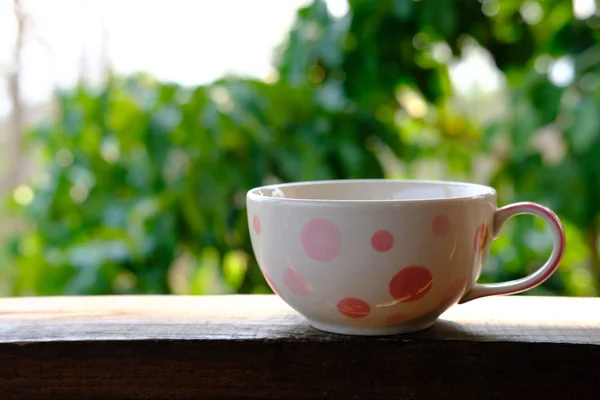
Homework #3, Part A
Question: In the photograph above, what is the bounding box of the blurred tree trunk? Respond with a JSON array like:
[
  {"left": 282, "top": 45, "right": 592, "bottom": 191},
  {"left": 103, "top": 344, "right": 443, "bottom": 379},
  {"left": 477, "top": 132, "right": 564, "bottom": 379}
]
[{"left": 3, "top": 0, "right": 26, "bottom": 193}]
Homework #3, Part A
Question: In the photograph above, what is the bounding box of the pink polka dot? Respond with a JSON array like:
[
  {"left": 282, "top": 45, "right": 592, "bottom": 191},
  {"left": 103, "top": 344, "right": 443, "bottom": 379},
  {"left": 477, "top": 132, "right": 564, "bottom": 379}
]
[
  {"left": 337, "top": 297, "right": 370, "bottom": 318},
  {"left": 301, "top": 218, "right": 341, "bottom": 262},
  {"left": 283, "top": 268, "right": 310, "bottom": 295},
  {"left": 264, "top": 273, "right": 282, "bottom": 297},
  {"left": 474, "top": 224, "right": 489, "bottom": 252},
  {"left": 389, "top": 266, "right": 433, "bottom": 302},
  {"left": 253, "top": 215, "right": 261, "bottom": 235},
  {"left": 385, "top": 313, "right": 407, "bottom": 325},
  {"left": 440, "top": 277, "right": 468, "bottom": 310},
  {"left": 371, "top": 230, "right": 394, "bottom": 252},
  {"left": 432, "top": 215, "right": 451, "bottom": 237}
]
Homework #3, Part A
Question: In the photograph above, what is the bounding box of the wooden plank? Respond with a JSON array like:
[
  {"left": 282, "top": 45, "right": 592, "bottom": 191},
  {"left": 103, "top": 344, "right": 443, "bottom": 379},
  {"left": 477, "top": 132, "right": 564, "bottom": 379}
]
[
  {"left": 0, "top": 295, "right": 599, "bottom": 399},
  {"left": 1, "top": 295, "right": 599, "bottom": 344}
]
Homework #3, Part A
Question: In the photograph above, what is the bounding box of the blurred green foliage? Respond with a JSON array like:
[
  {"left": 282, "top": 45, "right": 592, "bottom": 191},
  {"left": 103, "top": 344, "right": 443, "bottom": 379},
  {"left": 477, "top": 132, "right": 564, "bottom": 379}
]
[{"left": 2, "top": 0, "right": 599, "bottom": 296}]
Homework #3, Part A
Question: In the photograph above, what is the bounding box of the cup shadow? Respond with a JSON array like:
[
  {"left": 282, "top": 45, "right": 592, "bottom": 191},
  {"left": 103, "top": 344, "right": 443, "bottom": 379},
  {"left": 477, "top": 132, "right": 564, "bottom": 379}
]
[
  {"left": 268, "top": 309, "right": 598, "bottom": 344},
  {"left": 411, "top": 318, "right": 490, "bottom": 341}
]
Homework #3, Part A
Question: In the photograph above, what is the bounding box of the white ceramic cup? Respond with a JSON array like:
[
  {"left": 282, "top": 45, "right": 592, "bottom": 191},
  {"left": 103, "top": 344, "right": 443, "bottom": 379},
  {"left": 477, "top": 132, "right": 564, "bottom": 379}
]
[{"left": 246, "top": 179, "right": 565, "bottom": 336}]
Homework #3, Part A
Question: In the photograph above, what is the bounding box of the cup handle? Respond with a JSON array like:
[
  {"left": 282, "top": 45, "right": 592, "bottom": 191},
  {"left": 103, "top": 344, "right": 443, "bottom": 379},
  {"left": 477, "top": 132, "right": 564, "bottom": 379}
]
[{"left": 459, "top": 202, "right": 566, "bottom": 304}]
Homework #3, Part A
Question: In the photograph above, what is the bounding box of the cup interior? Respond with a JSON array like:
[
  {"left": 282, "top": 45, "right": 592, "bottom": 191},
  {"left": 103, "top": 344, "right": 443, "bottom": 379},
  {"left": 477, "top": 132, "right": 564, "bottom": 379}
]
[{"left": 249, "top": 180, "right": 495, "bottom": 202}]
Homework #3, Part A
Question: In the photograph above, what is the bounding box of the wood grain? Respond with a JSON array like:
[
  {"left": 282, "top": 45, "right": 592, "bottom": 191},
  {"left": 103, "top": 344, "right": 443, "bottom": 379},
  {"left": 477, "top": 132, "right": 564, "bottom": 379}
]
[{"left": 0, "top": 295, "right": 599, "bottom": 399}]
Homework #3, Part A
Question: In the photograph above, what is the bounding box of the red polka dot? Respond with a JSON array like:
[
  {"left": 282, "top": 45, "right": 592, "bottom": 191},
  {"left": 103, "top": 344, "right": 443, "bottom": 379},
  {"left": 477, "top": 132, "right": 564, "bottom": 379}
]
[
  {"left": 253, "top": 215, "right": 261, "bottom": 235},
  {"left": 432, "top": 215, "right": 451, "bottom": 237},
  {"left": 264, "top": 274, "right": 282, "bottom": 297},
  {"left": 337, "top": 297, "right": 370, "bottom": 318},
  {"left": 301, "top": 218, "right": 341, "bottom": 262},
  {"left": 440, "top": 277, "right": 468, "bottom": 310},
  {"left": 474, "top": 224, "right": 489, "bottom": 252},
  {"left": 371, "top": 230, "right": 394, "bottom": 252},
  {"left": 385, "top": 312, "right": 407, "bottom": 325},
  {"left": 389, "top": 266, "right": 433, "bottom": 302},
  {"left": 283, "top": 268, "right": 310, "bottom": 295}
]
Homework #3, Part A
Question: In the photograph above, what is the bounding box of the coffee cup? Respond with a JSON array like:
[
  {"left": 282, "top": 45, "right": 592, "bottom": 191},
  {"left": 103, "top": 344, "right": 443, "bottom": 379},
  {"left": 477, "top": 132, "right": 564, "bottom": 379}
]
[{"left": 246, "top": 179, "right": 565, "bottom": 335}]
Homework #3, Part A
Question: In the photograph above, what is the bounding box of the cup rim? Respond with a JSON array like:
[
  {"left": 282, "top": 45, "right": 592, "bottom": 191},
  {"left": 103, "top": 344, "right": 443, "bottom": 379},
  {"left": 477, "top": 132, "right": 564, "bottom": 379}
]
[{"left": 247, "top": 179, "right": 496, "bottom": 204}]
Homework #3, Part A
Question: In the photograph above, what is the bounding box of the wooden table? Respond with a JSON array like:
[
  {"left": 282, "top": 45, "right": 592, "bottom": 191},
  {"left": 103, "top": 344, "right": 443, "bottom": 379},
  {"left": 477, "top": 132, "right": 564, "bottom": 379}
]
[{"left": 1, "top": 295, "right": 599, "bottom": 399}]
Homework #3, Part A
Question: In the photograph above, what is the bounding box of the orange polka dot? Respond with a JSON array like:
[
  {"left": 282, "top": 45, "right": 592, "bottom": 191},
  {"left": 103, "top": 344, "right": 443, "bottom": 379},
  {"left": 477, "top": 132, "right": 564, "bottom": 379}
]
[
  {"left": 253, "top": 215, "right": 261, "bottom": 235},
  {"left": 385, "top": 312, "right": 407, "bottom": 325},
  {"left": 337, "top": 297, "right": 370, "bottom": 318},
  {"left": 474, "top": 224, "right": 489, "bottom": 252},
  {"left": 389, "top": 266, "right": 433, "bottom": 302},
  {"left": 432, "top": 215, "right": 451, "bottom": 237},
  {"left": 283, "top": 268, "right": 310, "bottom": 295},
  {"left": 371, "top": 230, "right": 394, "bottom": 252}
]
